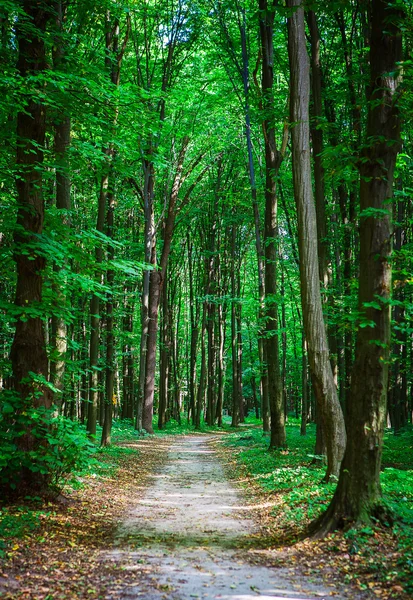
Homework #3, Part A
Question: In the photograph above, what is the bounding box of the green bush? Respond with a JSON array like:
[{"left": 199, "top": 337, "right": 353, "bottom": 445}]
[{"left": 0, "top": 391, "right": 96, "bottom": 496}]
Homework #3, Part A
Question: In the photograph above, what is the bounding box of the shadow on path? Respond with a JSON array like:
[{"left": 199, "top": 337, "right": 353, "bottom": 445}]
[{"left": 104, "top": 437, "right": 352, "bottom": 600}]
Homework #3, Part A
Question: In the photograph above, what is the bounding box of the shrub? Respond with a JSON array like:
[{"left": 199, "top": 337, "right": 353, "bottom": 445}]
[{"left": 0, "top": 391, "right": 96, "bottom": 496}]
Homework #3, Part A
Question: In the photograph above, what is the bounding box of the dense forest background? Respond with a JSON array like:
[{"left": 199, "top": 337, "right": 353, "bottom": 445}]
[{"left": 0, "top": 0, "right": 412, "bottom": 544}]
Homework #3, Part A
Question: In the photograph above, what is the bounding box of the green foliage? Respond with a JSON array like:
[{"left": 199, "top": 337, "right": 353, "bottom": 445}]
[
  {"left": 153, "top": 414, "right": 234, "bottom": 435},
  {"left": 0, "top": 506, "right": 43, "bottom": 559},
  {"left": 223, "top": 422, "right": 336, "bottom": 529},
  {"left": 0, "top": 392, "right": 97, "bottom": 495}
]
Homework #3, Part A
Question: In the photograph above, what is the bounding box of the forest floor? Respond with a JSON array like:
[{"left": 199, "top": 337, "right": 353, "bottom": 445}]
[{"left": 0, "top": 422, "right": 411, "bottom": 600}]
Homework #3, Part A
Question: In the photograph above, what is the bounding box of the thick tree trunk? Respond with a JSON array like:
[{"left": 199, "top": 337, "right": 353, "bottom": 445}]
[
  {"left": 258, "top": 0, "right": 286, "bottom": 448},
  {"left": 313, "top": 0, "right": 402, "bottom": 534},
  {"left": 287, "top": 0, "right": 346, "bottom": 479},
  {"left": 10, "top": 1, "right": 52, "bottom": 413}
]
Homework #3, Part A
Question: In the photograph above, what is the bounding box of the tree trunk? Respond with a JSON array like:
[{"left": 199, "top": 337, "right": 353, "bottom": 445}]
[
  {"left": 87, "top": 11, "right": 128, "bottom": 437},
  {"left": 142, "top": 268, "right": 160, "bottom": 433},
  {"left": 307, "top": 9, "right": 338, "bottom": 387},
  {"left": 101, "top": 190, "right": 115, "bottom": 447},
  {"left": 258, "top": 0, "right": 286, "bottom": 448},
  {"left": 10, "top": 1, "right": 52, "bottom": 412},
  {"left": 231, "top": 224, "right": 239, "bottom": 427},
  {"left": 142, "top": 138, "right": 188, "bottom": 432},
  {"left": 158, "top": 271, "right": 170, "bottom": 430},
  {"left": 137, "top": 158, "right": 155, "bottom": 431},
  {"left": 238, "top": 7, "right": 268, "bottom": 432},
  {"left": 215, "top": 250, "right": 226, "bottom": 427},
  {"left": 300, "top": 334, "right": 307, "bottom": 436},
  {"left": 287, "top": 0, "right": 346, "bottom": 479},
  {"left": 236, "top": 272, "right": 244, "bottom": 423},
  {"left": 196, "top": 302, "right": 207, "bottom": 429},
  {"left": 313, "top": 0, "right": 402, "bottom": 533},
  {"left": 50, "top": 1, "right": 71, "bottom": 409},
  {"left": 188, "top": 234, "right": 199, "bottom": 425}
]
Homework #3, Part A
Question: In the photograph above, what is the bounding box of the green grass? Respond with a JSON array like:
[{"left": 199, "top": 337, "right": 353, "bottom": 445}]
[
  {"left": 222, "top": 420, "right": 336, "bottom": 527},
  {"left": 220, "top": 418, "right": 413, "bottom": 594},
  {"left": 153, "top": 414, "right": 235, "bottom": 434},
  {"left": 0, "top": 506, "right": 45, "bottom": 558}
]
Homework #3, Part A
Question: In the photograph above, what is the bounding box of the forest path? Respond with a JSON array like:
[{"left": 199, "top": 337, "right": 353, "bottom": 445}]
[{"left": 105, "top": 435, "right": 348, "bottom": 600}]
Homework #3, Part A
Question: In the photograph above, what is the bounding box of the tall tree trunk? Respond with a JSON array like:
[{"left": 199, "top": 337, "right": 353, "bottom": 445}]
[
  {"left": 231, "top": 224, "right": 239, "bottom": 427},
  {"left": 142, "top": 138, "right": 189, "bottom": 432},
  {"left": 236, "top": 271, "right": 244, "bottom": 423},
  {"left": 10, "top": 1, "right": 52, "bottom": 415},
  {"left": 313, "top": 0, "right": 402, "bottom": 533},
  {"left": 258, "top": 0, "right": 286, "bottom": 448},
  {"left": 307, "top": 9, "right": 338, "bottom": 383},
  {"left": 101, "top": 191, "right": 115, "bottom": 447},
  {"left": 287, "top": 0, "right": 346, "bottom": 479},
  {"left": 215, "top": 249, "right": 226, "bottom": 427},
  {"left": 390, "top": 193, "right": 406, "bottom": 434},
  {"left": 195, "top": 302, "right": 207, "bottom": 429},
  {"left": 188, "top": 235, "right": 199, "bottom": 426},
  {"left": 281, "top": 262, "right": 287, "bottom": 419},
  {"left": 137, "top": 158, "right": 155, "bottom": 432},
  {"left": 300, "top": 334, "right": 308, "bottom": 436},
  {"left": 142, "top": 267, "right": 160, "bottom": 433},
  {"left": 238, "top": 6, "right": 268, "bottom": 432},
  {"left": 50, "top": 0, "right": 71, "bottom": 409},
  {"left": 87, "top": 11, "right": 129, "bottom": 437},
  {"left": 206, "top": 211, "right": 217, "bottom": 426},
  {"left": 158, "top": 271, "right": 170, "bottom": 430}
]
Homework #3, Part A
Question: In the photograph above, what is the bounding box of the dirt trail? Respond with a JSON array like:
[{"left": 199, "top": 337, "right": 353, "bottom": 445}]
[{"left": 106, "top": 436, "right": 347, "bottom": 600}]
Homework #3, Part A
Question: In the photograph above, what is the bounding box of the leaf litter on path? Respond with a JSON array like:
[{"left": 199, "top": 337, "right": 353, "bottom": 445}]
[{"left": 0, "top": 437, "right": 171, "bottom": 599}]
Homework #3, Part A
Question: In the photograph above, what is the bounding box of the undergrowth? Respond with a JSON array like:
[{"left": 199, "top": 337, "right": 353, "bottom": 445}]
[{"left": 221, "top": 418, "right": 413, "bottom": 597}]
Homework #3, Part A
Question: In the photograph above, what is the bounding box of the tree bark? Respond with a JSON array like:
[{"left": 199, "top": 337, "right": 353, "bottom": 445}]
[
  {"left": 313, "top": 0, "right": 402, "bottom": 533},
  {"left": 188, "top": 235, "right": 199, "bottom": 426},
  {"left": 258, "top": 0, "right": 286, "bottom": 448},
  {"left": 142, "top": 138, "right": 189, "bottom": 432},
  {"left": 101, "top": 191, "right": 115, "bottom": 447},
  {"left": 287, "top": 0, "right": 346, "bottom": 479},
  {"left": 137, "top": 158, "right": 155, "bottom": 432},
  {"left": 87, "top": 11, "right": 129, "bottom": 437},
  {"left": 231, "top": 224, "right": 239, "bottom": 427},
  {"left": 158, "top": 270, "right": 170, "bottom": 430},
  {"left": 195, "top": 302, "right": 207, "bottom": 429},
  {"left": 10, "top": 1, "right": 52, "bottom": 411},
  {"left": 50, "top": 1, "right": 71, "bottom": 410},
  {"left": 238, "top": 5, "right": 268, "bottom": 432}
]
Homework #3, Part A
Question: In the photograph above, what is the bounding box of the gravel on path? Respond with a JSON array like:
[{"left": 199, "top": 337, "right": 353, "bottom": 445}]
[{"left": 105, "top": 436, "right": 350, "bottom": 600}]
